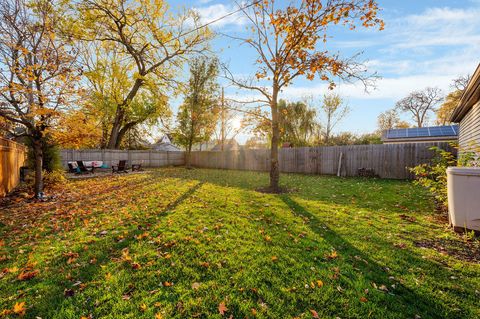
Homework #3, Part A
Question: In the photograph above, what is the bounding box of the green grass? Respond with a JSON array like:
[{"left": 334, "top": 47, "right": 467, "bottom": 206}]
[{"left": 0, "top": 168, "right": 479, "bottom": 318}]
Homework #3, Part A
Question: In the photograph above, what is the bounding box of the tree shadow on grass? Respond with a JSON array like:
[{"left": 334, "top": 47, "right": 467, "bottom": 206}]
[
  {"left": 161, "top": 182, "right": 204, "bottom": 214},
  {"left": 146, "top": 168, "right": 429, "bottom": 214},
  {"left": 24, "top": 181, "right": 204, "bottom": 318},
  {"left": 278, "top": 194, "right": 464, "bottom": 319}
]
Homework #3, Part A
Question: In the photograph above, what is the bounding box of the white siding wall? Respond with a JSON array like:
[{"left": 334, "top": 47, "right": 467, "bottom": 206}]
[{"left": 459, "top": 101, "right": 480, "bottom": 151}]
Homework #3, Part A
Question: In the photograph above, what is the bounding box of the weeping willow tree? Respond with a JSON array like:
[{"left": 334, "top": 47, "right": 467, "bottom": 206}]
[{"left": 278, "top": 100, "right": 320, "bottom": 147}]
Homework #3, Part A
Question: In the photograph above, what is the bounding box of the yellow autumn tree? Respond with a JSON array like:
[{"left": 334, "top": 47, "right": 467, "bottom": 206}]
[
  {"left": 226, "top": 0, "right": 384, "bottom": 191},
  {"left": 53, "top": 109, "right": 102, "bottom": 149},
  {"left": 80, "top": 43, "right": 171, "bottom": 149},
  {"left": 0, "top": 0, "right": 81, "bottom": 197},
  {"left": 76, "top": 0, "right": 212, "bottom": 149}
]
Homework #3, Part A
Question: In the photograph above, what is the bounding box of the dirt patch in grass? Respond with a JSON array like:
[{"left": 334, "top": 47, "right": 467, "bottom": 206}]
[{"left": 415, "top": 238, "right": 480, "bottom": 263}]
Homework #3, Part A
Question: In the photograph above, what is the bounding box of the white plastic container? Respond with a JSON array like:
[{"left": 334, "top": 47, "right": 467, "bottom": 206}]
[{"left": 446, "top": 167, "right": 480, "bottom": 233}]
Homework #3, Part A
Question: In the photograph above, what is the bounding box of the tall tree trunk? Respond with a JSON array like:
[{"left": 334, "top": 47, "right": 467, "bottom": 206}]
[
  {"left": 221, "top": 87, "right": 225, "bottom": 151},
  {"left": 185, "top": 144, "right": 192, "bottom": 169},
  {"left": 269, "top": 87, "right": 280, "bottom": 191},
  {"left": 107, "top": 79, "right": 144, "bottom": 149},
  {"left": 107, "top": 108, "right": 124, "bottom": 149},
  {"left": 32, "top": 138, "right": 44, "bottom": 198},
  {"left": 115, "top": 121, "right": 138, "bottom": 149}
]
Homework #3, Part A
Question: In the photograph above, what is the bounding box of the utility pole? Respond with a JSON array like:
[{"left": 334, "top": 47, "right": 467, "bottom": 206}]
[{"left": 221, "top": 87, "right": 225, "bottom": 151}]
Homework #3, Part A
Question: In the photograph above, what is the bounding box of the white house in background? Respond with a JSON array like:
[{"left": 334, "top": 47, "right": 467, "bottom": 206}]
[
  {"left": 450, "top": 63, "right": 480, "bottom": 152},
  {"left": 150, "top": 135, "right": 181, "bottom": 152}
]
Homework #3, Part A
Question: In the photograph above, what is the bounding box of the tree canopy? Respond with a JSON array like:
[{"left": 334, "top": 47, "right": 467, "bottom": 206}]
[
  {"left": 225, "top": 0, "right": 383, "bottom": 191},
  {"left": 173, "top": 57, "right": 219, "bottom": 167}
]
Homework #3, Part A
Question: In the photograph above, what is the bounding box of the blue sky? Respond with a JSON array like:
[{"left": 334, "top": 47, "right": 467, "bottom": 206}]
[{"left": 168, "top": 0, "right": 480, "bottom": 143}]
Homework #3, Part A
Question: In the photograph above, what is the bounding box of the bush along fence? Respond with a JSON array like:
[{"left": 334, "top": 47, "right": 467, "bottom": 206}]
[
  {"left": 190, "top": 142, "right": 454, "bottom": 180},
  {"left": 0, "top": 137, "right": 27, "bottom": 197},
  {"left": 60, "top": 149, "right": 185, "bottom": 169}
]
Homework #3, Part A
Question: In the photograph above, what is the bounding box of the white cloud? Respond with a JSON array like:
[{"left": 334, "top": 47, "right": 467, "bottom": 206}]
[
  {"left": 281, "top": 73, "right": 463, "bottom": 102},
  {"left": 386, "top": 7, "right": 480, "bottom": 50},
  {"left": 193, "top": 3, "right": 247, "bottom": 28}
]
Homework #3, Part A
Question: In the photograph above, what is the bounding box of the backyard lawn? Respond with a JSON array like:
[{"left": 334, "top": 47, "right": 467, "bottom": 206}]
[{"left": 0, "top": 168, "right": 479, "bottom": 318}]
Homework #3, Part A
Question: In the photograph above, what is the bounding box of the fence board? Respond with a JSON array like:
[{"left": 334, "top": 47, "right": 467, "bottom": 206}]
[
  {"left": 190, "top": 142, "right": 452, "bottom": 180},
  {"left": 60, "top": 142, "right": 452, "bottom": 180},
  {"left": 1, "top": 138, "right": 26, "bottom": 197}
]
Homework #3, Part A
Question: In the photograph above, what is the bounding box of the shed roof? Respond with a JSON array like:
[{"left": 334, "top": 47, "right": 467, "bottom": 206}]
[
  {"left": 382, "top": 125, "right": 458, "bottom": 143},
  {"left": 451, "top": 63, "right": 480, "bottom": 122}
]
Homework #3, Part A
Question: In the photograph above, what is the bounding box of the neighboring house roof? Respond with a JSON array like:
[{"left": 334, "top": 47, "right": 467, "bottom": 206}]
[
  {"left": 211, "top": 138, "right": 241, "bottom": 151},
  {"left": 451, "top": 63, "right": 480, "bottom": 122},
  {"left": 150, "top": 135, "right": 181, "bottom": 152},
  {"left": 382, "top": 125, "right": 459, "bottom": 143}
]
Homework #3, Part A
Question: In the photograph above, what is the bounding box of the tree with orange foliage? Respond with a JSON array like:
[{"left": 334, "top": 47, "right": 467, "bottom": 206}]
[
  {"left": 0, "top": 0, "right": 81, "bottom": 197},
  {"left": 225, "top": 0, "right": 384, "bottom": 191},
  {"left": 53, "top": 109, "right": 102, "bottom": 149}
]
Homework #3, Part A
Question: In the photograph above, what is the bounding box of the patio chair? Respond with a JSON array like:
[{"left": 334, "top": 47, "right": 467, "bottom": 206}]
[
  {"left": 77, "top": 161, "right": 95, "bottom": 174},
  {"left": 112, "top": 160, "right": 129, "bottom": 173},
  {"left": 67, "top": 163, "right": 80, "bottom": 174},
  {"left": 132, "top": 163, "right": 142, "bottom": 171}
]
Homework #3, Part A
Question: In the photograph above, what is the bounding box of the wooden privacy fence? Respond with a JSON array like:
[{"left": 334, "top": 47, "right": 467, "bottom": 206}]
[
  {"left": 0, "top": 137, "right": 27, "bottom": 197},
  {"left": 190, "top": 142, "right": 453, "bottom": 179},
  {"left": 60, "top": 149, "right": 185, "bottom": 168}
]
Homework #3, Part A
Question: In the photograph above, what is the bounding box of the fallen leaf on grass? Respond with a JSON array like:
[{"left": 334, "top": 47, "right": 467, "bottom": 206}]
[
  {"left": 131, "top": 262, "right": 141, "bottom": 270},
  {"left": 191, "top": 282, "right": 201, "bottom": 290},
  {"left": 218, "top": 302, "right": 228, "bottom": 315},
  {"left": 316, "top": 280, "right": 323, "bottom": 287},
  {"left": 13, "top": 302, "right": 26, "bottom": 316},
  {"left": 155, "top": 313, "right": 163, "bottom": 319},
  {"left": 399, "top": 214, "right": 416, "bottom": 222},
  {"left": 360, "top": 297, "right": 368, "bottom": 302},
  {"left": 326, "top": 250, "right": 338, "bottom": 259},
  {"left": 135, "top": 232, "right": 149, "bottom": 240},
  {"left": 64, "top": 289, "right": 75, "bottom": 297},
  {"left": 378, "top": 284, "right": 389, "bottom": 292},
  {"left": 17, "top": 270, "right": 39, "bottom": 281},
  {"left": 7, "top": 266, "right": 18, "bottom": 273},
  {"left": 271, "top": 256, "right": 278, "bottom": 262},
  {"left": 310, "top": 309, "right": 319, "bottom": 318}
]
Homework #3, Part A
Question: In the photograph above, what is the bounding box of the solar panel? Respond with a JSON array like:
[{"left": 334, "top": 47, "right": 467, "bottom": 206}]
[
  {"left": 416, "top": 128, "right": 430, "bottom": 137},
  {"left": 385, "top": 125, "right": 459, "bottom": 139}
]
